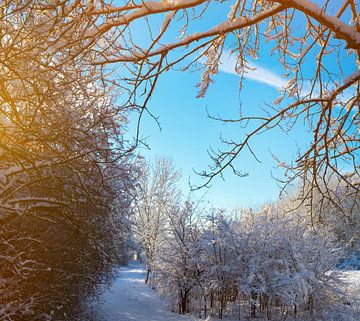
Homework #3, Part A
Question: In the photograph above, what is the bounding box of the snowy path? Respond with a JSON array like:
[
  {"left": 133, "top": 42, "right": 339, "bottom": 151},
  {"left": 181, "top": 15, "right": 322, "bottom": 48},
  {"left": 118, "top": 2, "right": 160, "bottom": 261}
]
[{"left": 92, "top": 262, "right": 198, "bottom": 321}]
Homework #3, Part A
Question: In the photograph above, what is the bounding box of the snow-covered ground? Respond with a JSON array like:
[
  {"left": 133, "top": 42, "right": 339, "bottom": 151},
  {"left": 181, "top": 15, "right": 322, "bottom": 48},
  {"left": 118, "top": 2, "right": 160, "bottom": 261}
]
[
  {"left": 341, "top": 270, "right": 360, "bottom": 301},
  {"left": 89, "top": 262, "right": 360, "bottom": 321},
  {"left": 89, "top": 262, "right": 199, "bottom": 321}
]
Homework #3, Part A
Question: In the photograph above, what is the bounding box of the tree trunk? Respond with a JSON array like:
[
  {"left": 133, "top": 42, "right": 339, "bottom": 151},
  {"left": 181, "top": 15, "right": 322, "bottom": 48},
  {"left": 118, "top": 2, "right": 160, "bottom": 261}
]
[
  {"left": 250, "top": 291, "right": 257, "bottom": 318},
  {"left": 145, "top": 268, "right": 151, "bottom": 284}
]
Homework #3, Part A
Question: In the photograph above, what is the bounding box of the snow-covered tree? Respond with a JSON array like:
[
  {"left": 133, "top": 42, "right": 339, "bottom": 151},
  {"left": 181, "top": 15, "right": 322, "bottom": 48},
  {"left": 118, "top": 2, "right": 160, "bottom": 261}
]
[
  {"left": 155, "top": 200, "right": 204, "bottom": 315},
  {"left": 132, "top": 158, "right": 181, "bottom": 284},
  {"left": 0, "top": 2, "right": 136, "bottom": 319}
]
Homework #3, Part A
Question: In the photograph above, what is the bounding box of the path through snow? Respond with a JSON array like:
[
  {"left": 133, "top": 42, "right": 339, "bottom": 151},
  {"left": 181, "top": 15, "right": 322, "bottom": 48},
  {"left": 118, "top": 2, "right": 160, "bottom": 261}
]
[{"left": 91, "top": 261, "right": 199, "bottom": 321}]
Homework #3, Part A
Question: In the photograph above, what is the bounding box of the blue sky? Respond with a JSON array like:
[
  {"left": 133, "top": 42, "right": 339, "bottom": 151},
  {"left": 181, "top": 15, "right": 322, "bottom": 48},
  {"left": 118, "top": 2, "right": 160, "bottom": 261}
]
[
  {"left": 131, "top": 62, "right": 306, "bottom": 209},
  {"left": 124, "top": 2, "right": 357, "bottom": 209}
]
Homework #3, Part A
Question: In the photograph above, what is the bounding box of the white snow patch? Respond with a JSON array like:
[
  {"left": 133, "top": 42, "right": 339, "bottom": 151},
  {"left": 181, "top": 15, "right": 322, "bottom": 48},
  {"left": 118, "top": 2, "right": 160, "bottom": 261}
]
[{"left": 341, "top": 270, "right": 360, "bottom": 300}]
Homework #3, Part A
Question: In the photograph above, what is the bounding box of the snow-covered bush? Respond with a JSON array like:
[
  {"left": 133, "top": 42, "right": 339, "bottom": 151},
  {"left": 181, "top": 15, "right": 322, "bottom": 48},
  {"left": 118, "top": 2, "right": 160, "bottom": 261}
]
[
  {"left": 230, "top": 205, "right": 345, "bottom": 319},
  {"left": 153, "top": 202, "right": 351, "bottom": 320},
  {"left": 297, "top": 178, "right": 360, "bottom": 270}
]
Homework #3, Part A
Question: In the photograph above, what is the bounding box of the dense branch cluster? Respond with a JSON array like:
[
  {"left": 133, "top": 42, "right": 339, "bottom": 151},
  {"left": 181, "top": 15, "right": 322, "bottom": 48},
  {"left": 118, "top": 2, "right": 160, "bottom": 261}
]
[{"left": 0, "top": 2, "right": 136, "bottom": 320}]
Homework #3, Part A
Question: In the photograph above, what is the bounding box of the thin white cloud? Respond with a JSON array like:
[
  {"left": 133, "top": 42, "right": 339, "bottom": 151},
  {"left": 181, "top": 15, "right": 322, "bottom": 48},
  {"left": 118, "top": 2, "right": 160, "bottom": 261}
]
[
  {"left": 218, "top": 53, "right": 286, "bottom": 89},
  {"left": 216, "top": 53, "right": 357, "bottom": 109}
]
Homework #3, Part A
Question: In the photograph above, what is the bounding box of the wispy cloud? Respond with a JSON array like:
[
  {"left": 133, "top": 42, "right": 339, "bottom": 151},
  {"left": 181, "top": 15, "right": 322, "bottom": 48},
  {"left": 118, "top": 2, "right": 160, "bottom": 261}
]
[
  {"left": 218, "top": 53, "right": 286, "bottom": 89},
  {"left": 218, "top": 54, "right": 357, "bottom": 112},
  {"left": 216, "top": 53, "right": 356, "bottom": 108}
]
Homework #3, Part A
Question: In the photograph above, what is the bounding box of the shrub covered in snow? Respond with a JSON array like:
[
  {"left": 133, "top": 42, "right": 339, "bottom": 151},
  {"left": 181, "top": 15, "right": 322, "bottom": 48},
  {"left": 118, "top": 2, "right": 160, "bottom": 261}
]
[{"left": 152, "top": 202, "right": 353, "bottom": 320}]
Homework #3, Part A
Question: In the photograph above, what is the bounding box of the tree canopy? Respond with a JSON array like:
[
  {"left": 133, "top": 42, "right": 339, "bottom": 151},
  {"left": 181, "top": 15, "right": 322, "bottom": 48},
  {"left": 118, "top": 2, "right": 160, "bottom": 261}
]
[{"left": 2, "top": 0, "right": 359, "bottom": 216}]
